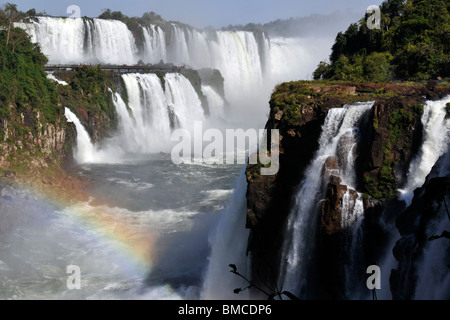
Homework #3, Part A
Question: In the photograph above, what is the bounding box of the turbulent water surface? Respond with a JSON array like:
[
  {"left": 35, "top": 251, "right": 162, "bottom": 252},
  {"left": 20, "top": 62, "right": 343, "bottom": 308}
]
[
  {"left": 0, "top": 155, "right": 242, "bottom": 299},
  {"left": 5, "top": 15, "right": 449, "bottom": 301}
]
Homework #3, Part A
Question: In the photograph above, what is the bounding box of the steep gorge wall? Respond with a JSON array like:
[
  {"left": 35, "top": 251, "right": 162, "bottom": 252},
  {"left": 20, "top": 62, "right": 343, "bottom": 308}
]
[
  {"left": 391, "top": 152, "right": 450, "bottom": 300},
  {"left": 0, "top": 103, "right": 75, "bottom": 173},
  {"left": 245, "top": 80, "right": 450, "bottom": 297}
]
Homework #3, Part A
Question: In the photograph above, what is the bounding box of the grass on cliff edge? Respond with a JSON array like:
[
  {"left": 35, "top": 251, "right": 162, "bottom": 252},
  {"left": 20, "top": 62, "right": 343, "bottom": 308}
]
[{"left": 0, "top": 28, "right": 60, "bottom": 123}]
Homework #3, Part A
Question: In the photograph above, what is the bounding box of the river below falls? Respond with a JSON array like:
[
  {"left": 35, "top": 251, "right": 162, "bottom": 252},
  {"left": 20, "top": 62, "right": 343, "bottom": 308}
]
[{"left": 0, "top": 154, "right": 242, "bottom": 300}]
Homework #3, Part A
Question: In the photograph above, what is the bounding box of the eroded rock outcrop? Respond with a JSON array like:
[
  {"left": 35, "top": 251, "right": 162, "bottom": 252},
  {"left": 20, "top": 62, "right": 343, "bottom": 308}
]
[
  {"left": 245, "top": 80, "right": 450, "bottom": 297},
  {"left": 0, "top": 105, "right": 75, "bottom": 171},
  {"left": 390, "top": 153, "right": 450, "bottom": 300}
]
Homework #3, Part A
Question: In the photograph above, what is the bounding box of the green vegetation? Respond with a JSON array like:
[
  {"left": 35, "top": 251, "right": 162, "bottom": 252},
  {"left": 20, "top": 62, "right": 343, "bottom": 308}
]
[
  {"left": 246, "top": 157, "right": 274, "bottom": 182},
  {"left": 366, "top": 107, "right": 417, "bottom": 200},
  {"left": 55, "top": 65, "right": 119, "bottom": 133},
  {"left": 314, "top": 0, "right": 450, "bottom": 81},
  {"left": 376, "top": 158, "right": 396, "bottom": 200},
  {"left": 270, "top": 81, "right": 320, "bottom": 126},
  {"left": 386, "top": 109, "right": 413, "bottom": 150},
  {"left": 0, "top": 19, "right": 60, "bottom": 124},
  {"left": 0, "top": 4, "right": 119, "bottom": 169},
  {"left": 413, "top": 104, "right": 424, "bottom": 115},
  {"left": 315, "top": 52, "right": 394, "bottom": 82},
  {"left": 364, "top": 168, "right": 396, "bottom": 200}
]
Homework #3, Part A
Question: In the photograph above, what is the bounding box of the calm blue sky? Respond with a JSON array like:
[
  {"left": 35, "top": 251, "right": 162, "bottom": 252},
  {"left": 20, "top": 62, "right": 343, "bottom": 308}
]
[{"left": 8, "top": 0, "right": 384, "bottom": 28}]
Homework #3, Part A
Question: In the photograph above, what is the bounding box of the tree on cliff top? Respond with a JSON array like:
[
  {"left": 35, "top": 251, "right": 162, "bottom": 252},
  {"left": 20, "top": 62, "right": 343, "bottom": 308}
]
[
  {"left": 0, "top": 15, "right": 59, "bottom": 123},
  {"left": 4, "top": 3, "right": 18, "bottom": 47},
  {"left": 314, "top": 0, "right": 450, "bottom": 81}
]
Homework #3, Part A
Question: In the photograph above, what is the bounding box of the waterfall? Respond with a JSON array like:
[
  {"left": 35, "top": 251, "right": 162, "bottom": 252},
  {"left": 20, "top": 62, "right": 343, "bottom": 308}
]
[
  {"left": 47, "top": 73, "right": 69, "bottom": 86},
  {"left": 64, "top": 71, "right": 205, "bottom": 163},
  {"left": 16, "top": 17, "right": 137, "bottom": 64},
  {"left": 118, "top": 72, "right": 204, "bottom": 154},
  {"left": 17, "top": 17, "right": 331, "bottom": 106},
  {"left": 278, "top": 102, "right": 373, "bottom": 298},
  {"left": 201, "top": 85, "right": 226, "bottom": 120},
  {"left": 201, "top": 169, "right": 251, "bottom": 299},
  {"left": 268, "top": 37, "right": 331, "bottom": 84},
  {"left": 95, "top": 72, "right": 204, "bottom": 158},
  {"left": 414, "top": 200, "right": 450, "bottom": 300},
  {"left": 383, "top": 96, "right": 450, "bottom": 300},
  {"left": 64, "top": 107, "right": 96, "bottom": 164},
  {"left": 142, "top": 25, "right": 167, "bottom": 64},
  {"left": 399, "top": 96, "right": 450, "bottom": 206}
]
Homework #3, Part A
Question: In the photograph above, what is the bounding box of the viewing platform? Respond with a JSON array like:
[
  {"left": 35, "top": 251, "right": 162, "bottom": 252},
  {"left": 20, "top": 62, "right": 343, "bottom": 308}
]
[{"left": 44, "top": 63, "right": 185, "bottom": 73}]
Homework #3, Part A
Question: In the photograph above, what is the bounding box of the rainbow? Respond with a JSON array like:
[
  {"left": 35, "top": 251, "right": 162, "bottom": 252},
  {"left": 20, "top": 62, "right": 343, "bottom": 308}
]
[
  {"left": 23, "top": 179, "right": 159, "bottom": 279},
  {"left": 56, "top": 200, "right": 158, "bottom": 277}
]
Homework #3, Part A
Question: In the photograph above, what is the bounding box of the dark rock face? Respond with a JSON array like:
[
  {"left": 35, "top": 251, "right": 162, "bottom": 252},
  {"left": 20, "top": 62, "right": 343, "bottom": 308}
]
[
  {"left": 321, "top": 175, "right": 346, "bottom": 235},
  {"left": 245, "top": 81, "right": 450, "bottom": 298},
  {"left": 391, "top": 153, "right": 450, "bottom": 300},
  {"left": 73, "top": 107, "right": 114, "bottom": 144},
  {"left": 198, "top": 68, "right": 226, "bottom": 99},
  {"left": 0, "top": 105, "right": 75, "bottom": 170},
  {"left": 361, "top": 97, "right": 425, "bottom": 197},
  {"left": 245, "top": 101, "right": 326, "bottom": 290}
]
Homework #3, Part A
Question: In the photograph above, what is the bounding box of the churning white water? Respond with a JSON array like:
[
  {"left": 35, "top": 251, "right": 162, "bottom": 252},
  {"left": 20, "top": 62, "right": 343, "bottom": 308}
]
[
  {"left": 16, "top": 17, "right": 138, "bottom": 64},
  {"left": 47, "top": 73, "right": 69, "bottom": 86},
  {"left": 117, "top": 73, "right": 205, "bottom": 154},
  {"left": 380, "top": 96, "right": 450, "bottom": 300},
  {"left": 201, "top": 170, "right": 251, "bottom": 300},
  {"left": 399, "top": 96, "right": 450, "bottom": 206},
  {"left": 414, "top": 210, "right": 450, "bottom": 300},
  {"left": 201, "top": 85, "right": 226, "bottom": 120},
  {"left": 63, "top": 72, "right": 207, "bottom": 164},
  {"left": 64, "top": 107, "right": 96, "bottom": 163},
  {"left": 278, "top": 102, "right": 373, "bottom": 297},
  {"left": 16, "top": 17, "right": 332, "bottom": 106}
]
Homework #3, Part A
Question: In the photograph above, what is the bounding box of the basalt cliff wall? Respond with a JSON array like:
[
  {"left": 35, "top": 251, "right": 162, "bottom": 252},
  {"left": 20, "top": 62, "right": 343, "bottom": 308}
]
[{"left": 245, "top": 80, "right": 450, "bottom": 298}]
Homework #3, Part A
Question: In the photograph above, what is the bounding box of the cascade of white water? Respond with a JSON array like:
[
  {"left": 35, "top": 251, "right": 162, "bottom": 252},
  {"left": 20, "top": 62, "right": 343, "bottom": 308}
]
[
  {"left": 160, "top": 24, "right": 267, "bottom": 102},
  {"left": 278, "top": 102, "right": 373, "bottom": 297},
  {"left": 201, "top": 85, "right": 226, "bottom": 120},
  {"left": 16, "top": 17, "right": 138, "bottom": 64},
  {"left": 15, "top": 17, "right": 86, "bottom": 63},
  {"left": 268, "top": 37, "right": 330, "bottom": 84},
  {"left": 201, "top": 169, "right": 251, "bottom": 300},
  {"left": 16, "top": 17, "right": 331, "bottom": 110},
  {"left": 110, "top": 73, "right": 205, "bottom": 154},
  {"left": 63, "top": 72, "right": 206, "bottom": 163},
  {"left": 89, "top": 19, "right": 138, "bottom": 64},
  {"left": 120, "top": 73, "right": 173, "bottom": 153},
  {"left": 47, "top": 73, "right": 69, "bottom": 86},
  {"left": 142, "top": 25, "right": 167, "bottom": 64},
  {"left": 64, "top": 107, "right": 96, "bottom": 164},
  {"left": 375, "top": 96, "right": 450, "bottom": 300},
  {"left": 399, "top": 96, "right": 450, "bottom": 206},
  {"left": 413, "top": 149, "right": 450, "bottom": 299},
  {"left": 164, "top": 73, "right": 205, "bottom": 128}
]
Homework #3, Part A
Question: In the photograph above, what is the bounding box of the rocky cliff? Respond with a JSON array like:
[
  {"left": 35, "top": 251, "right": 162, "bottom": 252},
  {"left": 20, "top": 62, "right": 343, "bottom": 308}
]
[
  {"left": 0, "top": 103, "right": 75, "bottom": 173},
  {"left": 53, "top": 67, "right": 119, "bottom": 145},
  {"left": 391, "top": 151, "right": 449, "bottom": 299},
  {"left": 245, "top": 80, "right": 450, "bottom": 298}
]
